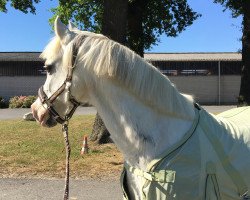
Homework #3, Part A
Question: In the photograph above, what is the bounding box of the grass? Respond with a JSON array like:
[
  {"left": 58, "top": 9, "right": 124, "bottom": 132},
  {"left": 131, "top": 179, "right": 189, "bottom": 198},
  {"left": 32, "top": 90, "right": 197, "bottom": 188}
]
[{"left": 0, "top": 115, "right": 123, "bottom": 180}]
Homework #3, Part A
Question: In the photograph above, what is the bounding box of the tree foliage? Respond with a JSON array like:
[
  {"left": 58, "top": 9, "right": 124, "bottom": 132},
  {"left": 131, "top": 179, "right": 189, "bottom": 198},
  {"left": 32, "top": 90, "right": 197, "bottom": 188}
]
[
  {"left": 0, "top": 0, "right": 41, "bottom": 14},
  {"left": 213, "top": 0, "right": 243, "bottom": 17},
  {"left": 49, "top": 0, "right": 103, "bottom": 33},
  {"left": 50, "top": 0, "right": 200, "bottom": 51}
]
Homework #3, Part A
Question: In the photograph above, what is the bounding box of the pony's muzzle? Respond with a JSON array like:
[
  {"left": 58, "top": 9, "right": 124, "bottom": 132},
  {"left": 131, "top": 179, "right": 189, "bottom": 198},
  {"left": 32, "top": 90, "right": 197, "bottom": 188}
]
[
  {"left": 45, "top": 114, "right": 58, "bottom": 127},
  {"left": 31, "top": 98, "right": 57, "bottom": 127}
]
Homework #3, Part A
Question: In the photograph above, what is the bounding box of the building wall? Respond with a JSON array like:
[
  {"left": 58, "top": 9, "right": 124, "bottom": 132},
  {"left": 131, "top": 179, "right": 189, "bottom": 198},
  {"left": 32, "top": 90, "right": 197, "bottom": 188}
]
[
  {"left": 0, "top": 75, "right": 241, "bottom": 104},
  {"left": 220, "top": 76, "right": 241, "bottom": 104},
  {"left": 0, "top": 76, "right": 45, "bottom": 100},
  {"left": 169, "top": 75, "right": 240, "bottom": 104}
]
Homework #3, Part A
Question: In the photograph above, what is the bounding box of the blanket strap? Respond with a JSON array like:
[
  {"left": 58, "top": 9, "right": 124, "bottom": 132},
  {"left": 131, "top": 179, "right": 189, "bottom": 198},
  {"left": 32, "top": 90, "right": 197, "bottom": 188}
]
[
  {"left": 124, "top": 162, "right": 175, "bottom": 183},
  {"left": 201, "top": 122, "right": 249, "bottom": 199},
  {"left": 124, "top": 104, "right": 200, "bottom": 184}
]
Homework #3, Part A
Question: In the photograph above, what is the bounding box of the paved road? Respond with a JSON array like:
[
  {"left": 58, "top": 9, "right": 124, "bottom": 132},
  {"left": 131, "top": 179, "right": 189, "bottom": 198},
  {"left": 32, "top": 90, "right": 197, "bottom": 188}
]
[
  {"left": 0, "top": 105, "right": 236, "bottom": 120},
  {"left": 0, "top": 107, "right": 97, "bottom": 120},
  {"left": 202, "top": 105, "right": 236, "bottom": 113},
  {"left": 0, "top": 178, "right": 122, "bottom": 200}
]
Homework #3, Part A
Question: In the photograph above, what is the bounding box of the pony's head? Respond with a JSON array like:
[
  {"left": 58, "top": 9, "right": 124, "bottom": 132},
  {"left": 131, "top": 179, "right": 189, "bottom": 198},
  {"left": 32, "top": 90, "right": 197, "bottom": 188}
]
[
  {"left": 32, "top": 17, "right": 195, "bottom": 127},
  {"left": 31, "top": 17, "right": 90, "bottom": 127}
]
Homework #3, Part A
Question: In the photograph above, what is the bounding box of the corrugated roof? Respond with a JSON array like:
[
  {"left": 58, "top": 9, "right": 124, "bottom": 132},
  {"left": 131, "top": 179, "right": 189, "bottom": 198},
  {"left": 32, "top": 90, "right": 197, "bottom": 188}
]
[
  {"left": 0, "top": 52, "right": 242, "bottom": 62},
  {"left": 0, "top": 52, "right": 42, "bottom": 61},
  {"left": 144, "top": 52, "right": 242, "bottom": 61}
]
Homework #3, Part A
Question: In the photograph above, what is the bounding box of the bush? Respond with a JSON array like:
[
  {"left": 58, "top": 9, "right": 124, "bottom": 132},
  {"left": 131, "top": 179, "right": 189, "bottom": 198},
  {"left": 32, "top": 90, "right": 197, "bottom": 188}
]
[
  {"left": 22, "top": 96, "right": 37, "bottom": 108},
  {"left": 9, "top": 95, "right": 37, "bottom": 108},
  {"left": 238, "top": 95, "right": 248, "bottom": 107},
  {"left": 0, "top": 96, "right": 8, "bottom": 108}
]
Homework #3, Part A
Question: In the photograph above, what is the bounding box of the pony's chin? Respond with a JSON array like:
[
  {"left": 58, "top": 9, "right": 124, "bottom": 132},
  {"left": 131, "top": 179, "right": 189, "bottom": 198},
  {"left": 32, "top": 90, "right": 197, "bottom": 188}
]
[{"left": 45, "top": 115, "right": 57, "bottom": 127}]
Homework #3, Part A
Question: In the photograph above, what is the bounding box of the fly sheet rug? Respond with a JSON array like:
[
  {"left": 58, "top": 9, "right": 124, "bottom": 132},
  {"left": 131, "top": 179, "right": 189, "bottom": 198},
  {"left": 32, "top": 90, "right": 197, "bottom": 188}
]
[{"left": 122, "top": 106, "right": 250, "bottom": 200}]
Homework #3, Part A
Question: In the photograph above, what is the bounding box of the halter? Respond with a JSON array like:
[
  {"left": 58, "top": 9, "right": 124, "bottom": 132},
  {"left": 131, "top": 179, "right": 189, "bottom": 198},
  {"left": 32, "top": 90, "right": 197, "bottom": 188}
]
[
  {"left": 37, "top": 35, "right": 86, "bottom": 200},
  {"left": 38, "top": 35, "right": 86, "bottom": 124}
]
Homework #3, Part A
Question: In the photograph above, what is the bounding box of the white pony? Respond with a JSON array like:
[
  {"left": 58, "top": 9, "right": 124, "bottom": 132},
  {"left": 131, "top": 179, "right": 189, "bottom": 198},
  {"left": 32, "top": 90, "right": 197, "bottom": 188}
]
[{"left": 32, "top": 17, "right": 250, "bottom": 200}]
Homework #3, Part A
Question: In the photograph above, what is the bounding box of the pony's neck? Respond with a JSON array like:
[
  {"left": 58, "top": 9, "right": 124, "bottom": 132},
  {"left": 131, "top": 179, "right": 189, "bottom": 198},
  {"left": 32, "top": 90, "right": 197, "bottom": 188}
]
[
  {"left": 70, "top": 34, "right": 196, "bottom": 199},
  {"left": 87, "top": 76, "right": 195, "bottom": 169}
]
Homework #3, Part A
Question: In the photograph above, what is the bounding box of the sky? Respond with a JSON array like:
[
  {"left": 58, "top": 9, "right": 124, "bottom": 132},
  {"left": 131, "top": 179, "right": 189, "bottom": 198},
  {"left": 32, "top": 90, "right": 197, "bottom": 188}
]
[{"left": 0, "top": 0, "right": 242, "bottom": 53}]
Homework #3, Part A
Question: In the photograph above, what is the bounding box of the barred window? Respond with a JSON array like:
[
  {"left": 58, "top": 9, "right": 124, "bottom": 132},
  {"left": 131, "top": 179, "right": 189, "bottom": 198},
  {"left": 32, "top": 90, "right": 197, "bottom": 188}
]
[
  {"left": 0, "top": 61, "right": 45, "bottom": 76},
  {"left": 150, "top": 61, "right": 242, "bottom": 76}
]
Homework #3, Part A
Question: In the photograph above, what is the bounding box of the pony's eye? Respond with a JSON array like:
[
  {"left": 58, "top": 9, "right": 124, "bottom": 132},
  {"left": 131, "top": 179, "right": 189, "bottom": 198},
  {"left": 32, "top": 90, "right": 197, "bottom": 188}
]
[{"left": 44, "top": 65, "right": 53, "bottom": 74}]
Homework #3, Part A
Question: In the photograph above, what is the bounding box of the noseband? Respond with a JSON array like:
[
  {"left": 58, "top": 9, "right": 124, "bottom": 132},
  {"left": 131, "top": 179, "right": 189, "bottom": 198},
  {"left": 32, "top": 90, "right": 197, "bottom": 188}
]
[{"left": 38, "top": 35, "right": 86, "bottom": 124}]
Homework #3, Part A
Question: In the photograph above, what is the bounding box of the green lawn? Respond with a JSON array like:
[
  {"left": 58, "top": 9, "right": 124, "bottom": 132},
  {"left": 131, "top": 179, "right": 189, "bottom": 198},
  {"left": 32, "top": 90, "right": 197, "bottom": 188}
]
[{"left": 0, "top": 115, "right": 123, "bottom": 180}]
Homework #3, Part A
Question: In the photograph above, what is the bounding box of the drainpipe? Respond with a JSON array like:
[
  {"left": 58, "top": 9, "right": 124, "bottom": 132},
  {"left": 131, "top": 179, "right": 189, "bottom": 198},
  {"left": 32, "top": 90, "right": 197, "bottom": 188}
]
[{"left": 218, "top": 61, "right": 221, "bottom": 105}]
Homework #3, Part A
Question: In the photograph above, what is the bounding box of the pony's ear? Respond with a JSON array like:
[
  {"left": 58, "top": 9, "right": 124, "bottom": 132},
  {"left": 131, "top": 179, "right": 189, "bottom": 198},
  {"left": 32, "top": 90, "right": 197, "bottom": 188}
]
[
  {"left": 54, "top": 16, "right": 68, "bottom": 40},
  {"left": 54, "top": 16, "right": 76, "bottom": 45},
  {"left": 68, "top": 21, "right": 79, "bottom": 31}
]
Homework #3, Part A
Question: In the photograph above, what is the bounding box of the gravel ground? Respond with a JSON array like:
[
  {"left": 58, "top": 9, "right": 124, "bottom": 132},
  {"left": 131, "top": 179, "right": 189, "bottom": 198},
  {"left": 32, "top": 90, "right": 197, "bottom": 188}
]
[
  {"left": 0, "top": 105, "right": 236, "bottom": 120},
  {"left": 0, "top": 178, "right": 122, "bottom": 200},
  {"left": 0, "top": 107, "right": 97, "bottom": 120}
]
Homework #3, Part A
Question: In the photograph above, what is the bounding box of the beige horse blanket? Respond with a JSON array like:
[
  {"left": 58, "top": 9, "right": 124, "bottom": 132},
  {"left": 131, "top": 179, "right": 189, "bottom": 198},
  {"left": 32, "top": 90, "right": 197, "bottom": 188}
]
[{"left": 122, "top": 106, "right": 250, "bottom": 200}]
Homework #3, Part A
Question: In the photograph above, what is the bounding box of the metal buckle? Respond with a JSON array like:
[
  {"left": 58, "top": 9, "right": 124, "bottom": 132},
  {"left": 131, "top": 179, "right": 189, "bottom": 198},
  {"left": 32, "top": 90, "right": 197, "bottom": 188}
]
[{"left": 241, "top": 191, "right": 250, "bottom": 200}]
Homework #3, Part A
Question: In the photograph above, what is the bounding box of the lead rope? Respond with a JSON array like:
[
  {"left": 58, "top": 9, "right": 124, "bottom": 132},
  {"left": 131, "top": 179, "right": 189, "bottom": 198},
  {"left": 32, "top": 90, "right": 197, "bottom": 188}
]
[{"left": 62, "top": 121, "right": 71, "bottom": 200}]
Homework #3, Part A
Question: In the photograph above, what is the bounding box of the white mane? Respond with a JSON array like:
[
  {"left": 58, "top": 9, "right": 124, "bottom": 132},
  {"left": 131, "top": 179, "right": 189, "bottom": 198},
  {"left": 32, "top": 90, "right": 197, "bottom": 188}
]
[{"left": 41, "top": 31, "right": 194, "bottom": 117}]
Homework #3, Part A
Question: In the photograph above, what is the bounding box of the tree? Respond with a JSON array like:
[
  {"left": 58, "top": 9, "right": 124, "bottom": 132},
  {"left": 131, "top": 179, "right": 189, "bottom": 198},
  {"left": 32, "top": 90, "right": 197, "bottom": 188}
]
[
  {"left": 90, "top": 0, "right": 128, "bottom": 144},
  {"left": 126, "top": 0, "right": 200, "bottom": 56},
  {"left": 240, "top": 1, "right": 250, "bottom": 105},
  {"left": 101, "top": 0, "right": 128, "bottom": 43},
  {"left": 51, "top": 0, "right": 200, "bottom": 56},
  {"left": 214, "top": 0, "right": 250, "bottom": 106}
]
